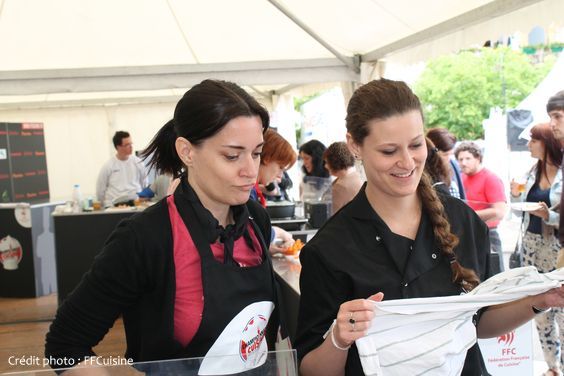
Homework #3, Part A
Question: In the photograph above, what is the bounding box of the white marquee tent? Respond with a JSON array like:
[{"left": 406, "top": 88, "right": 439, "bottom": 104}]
[
  {"left": 481, "top": 53, "right": 564, "bottom": 197},
  {"left": 0, "top": 0, "right": 563, "bottom": 199},
  {"left": 517, "top": 52, "right": 564, "bottom": 127}
]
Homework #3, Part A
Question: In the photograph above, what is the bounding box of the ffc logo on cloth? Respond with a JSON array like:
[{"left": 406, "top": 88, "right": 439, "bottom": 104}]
[
  {"left": 497, "top": 331, "right": 515, "bottom": 347},
  {"left": 239, "top": 315, "right": 268, "bottom": 362}
]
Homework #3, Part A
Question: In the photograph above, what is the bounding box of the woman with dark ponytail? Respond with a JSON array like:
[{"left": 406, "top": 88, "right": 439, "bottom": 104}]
[
  {"left": 295, "top": 79, "right": 564, "bottom": 375},
  {"left": 299, "top": 139, "right": 330, "bottom": 178},
  {"left": 46, "top": 80, "right": 281, "bottom": 374}
]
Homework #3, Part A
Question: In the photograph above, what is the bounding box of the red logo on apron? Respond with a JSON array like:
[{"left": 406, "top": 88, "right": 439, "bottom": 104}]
[
  {"left": 0, "top": 235, "right": 23, "bottom": 270},
  {"left": 239, "top": 315, "right": 268, "bottom": 362}
]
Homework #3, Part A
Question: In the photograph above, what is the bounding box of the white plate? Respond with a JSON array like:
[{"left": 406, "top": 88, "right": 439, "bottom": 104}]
[{"left": 510, "top": 202, "right": 542, "bottom": 212}]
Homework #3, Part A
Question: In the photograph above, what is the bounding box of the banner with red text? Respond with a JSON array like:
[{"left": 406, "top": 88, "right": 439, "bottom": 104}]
[
  {"left": 0, "top": 122, "right": 49, "bottom": 203},
  {"left": 478, "top": 322, "right": 533, "bottom": 375}
]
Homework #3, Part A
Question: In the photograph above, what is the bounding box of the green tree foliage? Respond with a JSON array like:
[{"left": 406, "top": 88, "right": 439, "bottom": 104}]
[{"left": 414, "top": 48, "right": 555, "bottom": 140}]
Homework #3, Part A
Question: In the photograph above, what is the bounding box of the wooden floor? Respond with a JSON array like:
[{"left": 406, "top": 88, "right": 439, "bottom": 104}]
[{"left": 0, "top": 294, "right": 126, "bottom": 375}]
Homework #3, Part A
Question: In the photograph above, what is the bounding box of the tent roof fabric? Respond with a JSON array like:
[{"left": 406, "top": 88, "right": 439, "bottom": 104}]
[{"left": 0, "top": 0, "right": 561, "bottom": 100}]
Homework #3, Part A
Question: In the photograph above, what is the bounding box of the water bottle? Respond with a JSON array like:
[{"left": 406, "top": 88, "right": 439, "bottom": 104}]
[{"left": 72, "top": 184, "right": 82, "bottom": 213}]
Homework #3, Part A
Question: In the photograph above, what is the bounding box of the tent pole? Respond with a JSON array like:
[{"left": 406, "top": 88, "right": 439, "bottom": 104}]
[
  {"left": 266, "top": 0, "right": 360, "bottom": 73},
  {"left": 362, "top": 0, "right": 545, "bottom": 62}
]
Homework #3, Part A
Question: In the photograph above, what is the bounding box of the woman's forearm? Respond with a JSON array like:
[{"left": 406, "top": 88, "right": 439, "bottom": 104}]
[
  {"left": 299, "top": 336, "right": 349, "bottom": 376},
  {"left": 477, "top": 296, "right": 538, "bottom": 338}
]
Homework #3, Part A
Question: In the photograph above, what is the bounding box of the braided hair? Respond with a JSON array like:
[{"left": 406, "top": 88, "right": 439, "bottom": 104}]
[{"left": 417, "top": 173, "right": 479, "bottom": 290}]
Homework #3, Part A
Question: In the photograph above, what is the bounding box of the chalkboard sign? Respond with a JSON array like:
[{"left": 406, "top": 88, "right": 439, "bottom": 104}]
[{"left": 0, "top": 122, "right": 49, "bottom": 203}]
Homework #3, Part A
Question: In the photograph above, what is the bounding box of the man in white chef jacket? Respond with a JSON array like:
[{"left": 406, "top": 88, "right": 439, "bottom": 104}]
[{"left": 96, "top": 131, "right": 148, "bottom": 208}]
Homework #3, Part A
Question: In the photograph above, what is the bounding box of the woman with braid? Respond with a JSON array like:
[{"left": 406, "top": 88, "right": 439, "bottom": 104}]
[{"left": 295, "top": 79, "right": 564, "bottom": 375}]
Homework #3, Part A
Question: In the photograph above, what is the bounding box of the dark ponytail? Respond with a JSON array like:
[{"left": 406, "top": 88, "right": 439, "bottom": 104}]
[
  {"left": 140, "top": 79, "right": 269, "bottom": 178},
  {"left": 140, "top": 120, "right": 183, "bottom": 177},
  {"left": 418, "top": 173, "right": 480, "bottom": 291}
]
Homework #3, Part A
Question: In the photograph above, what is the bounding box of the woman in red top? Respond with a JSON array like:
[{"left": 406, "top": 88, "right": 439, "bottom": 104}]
[{"left": 251, "top": 129, "right": 297, "bottom": 254}]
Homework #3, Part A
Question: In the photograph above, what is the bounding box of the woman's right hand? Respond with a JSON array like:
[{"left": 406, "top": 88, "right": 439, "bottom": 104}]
[
  {"left": 509, "top": 180, "right": 521, "bottom": 197},
  {"left": 332, "top": 293, "right": 384, "bottom": 348}
]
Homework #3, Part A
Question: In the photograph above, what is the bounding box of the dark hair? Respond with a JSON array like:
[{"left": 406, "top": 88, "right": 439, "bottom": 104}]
[
  {"left": 530, "top": 123, "right": 563, "bottom": 182},
  {"left": 425, "top": 138, "right": 451, "bottom": 186},
  {"left": 454, "top": 141, "right": 483, "bottom": 163},
  {"left": 426, "top": 127, "right": 457, "bottom": 152},
  {"left": 299, "top": 139, "right": 329, "bottom": 177},
  {"left": 547, "top": 90, "right": 564, "bottom": 113},
  {"left": 346, "top": 78, "right": 479, "bottom": 291},
  {"left": 141, "top": 80, "right": 269, "bottom": 176},
  {"left": 323, "top": 142, "right": 355, "bottom": 172},
  {"left": 262, "top": 129, "right": 297, "bottom": 169},
  {"left": 346, "top": 78, "right": 422, "bottom": 145},
  {"left": 112, "top": 131, "right": 130, "bottom": 149}
]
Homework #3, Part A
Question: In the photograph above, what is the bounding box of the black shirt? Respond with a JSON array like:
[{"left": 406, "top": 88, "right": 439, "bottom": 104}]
[
  {"left": 295, "top": 185, "right": 491, "bottom": 375},
  {"left": 526, "top": 182, "right": 551, "bottom": 234}
]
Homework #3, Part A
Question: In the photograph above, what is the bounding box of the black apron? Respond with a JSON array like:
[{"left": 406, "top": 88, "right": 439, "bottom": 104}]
[{"left": 164, "top": 194, "right": 278, "bottom": 375}]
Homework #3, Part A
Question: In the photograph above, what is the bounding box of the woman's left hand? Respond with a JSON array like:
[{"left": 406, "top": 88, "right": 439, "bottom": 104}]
[
  {"left": 269, "top": 226, "right": 295, "bottom": 254},
  {"left": 478, "top": 284, "right": 564, "bottom": 338},
  {"left": 529, "top": 201, "right": 549, "bottom": 221},
  {"left": 530, "top": 285, "right": 564, "bottom": 309}
]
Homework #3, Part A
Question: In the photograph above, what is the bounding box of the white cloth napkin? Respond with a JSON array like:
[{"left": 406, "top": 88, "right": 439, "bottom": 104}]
[{"left": 355, "top": 267, "right": 564, "bottom": 376}]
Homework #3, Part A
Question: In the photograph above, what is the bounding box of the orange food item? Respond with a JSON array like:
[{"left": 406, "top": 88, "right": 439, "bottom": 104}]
[{"left": 284, "top": 239, "right": 304, "bottom": 255}]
